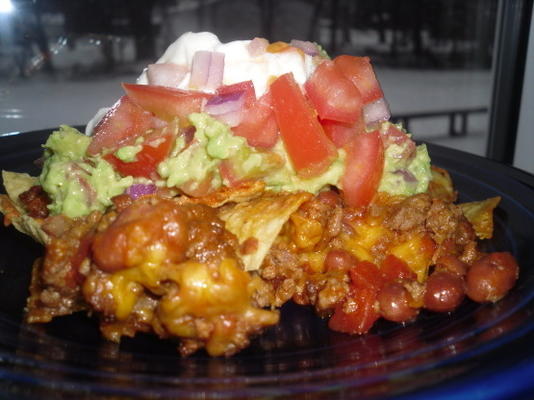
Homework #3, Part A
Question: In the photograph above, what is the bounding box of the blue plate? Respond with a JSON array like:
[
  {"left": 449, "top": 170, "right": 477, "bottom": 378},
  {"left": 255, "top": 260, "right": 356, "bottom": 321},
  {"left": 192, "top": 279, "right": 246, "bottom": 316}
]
[{"left": 0, "top": 129, "right": 533, "bottom": 399}]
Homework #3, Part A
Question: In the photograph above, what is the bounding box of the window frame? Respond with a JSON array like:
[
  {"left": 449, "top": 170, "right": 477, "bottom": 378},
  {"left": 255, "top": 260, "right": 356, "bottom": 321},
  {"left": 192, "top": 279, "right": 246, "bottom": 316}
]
[{"left": 487, "top": 0, "right": 533, "bottom": 163}]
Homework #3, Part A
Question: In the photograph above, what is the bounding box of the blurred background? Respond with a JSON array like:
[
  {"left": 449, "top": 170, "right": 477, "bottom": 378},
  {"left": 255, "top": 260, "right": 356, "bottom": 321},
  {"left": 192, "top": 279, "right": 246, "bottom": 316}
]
[{"left": 0, "top": 0, "right": 532, "bottom": 171}]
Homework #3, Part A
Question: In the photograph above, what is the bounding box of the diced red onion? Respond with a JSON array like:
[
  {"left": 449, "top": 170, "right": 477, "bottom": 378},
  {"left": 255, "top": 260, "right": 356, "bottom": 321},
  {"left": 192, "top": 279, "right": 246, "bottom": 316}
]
[
  {"left": 126, "top": 183, "right": 157, "bottom": 200},
  {"left": 205, "top": 91, "right": 245, "bottom": 114},
  {"left": 147, "top": 63, "right": 188, "bottom": 88},
  {"left": 363, "top": 97, "right": 391, "bottom": 126},
  {"left": 189, "top": 51, "right": 225, "bottom": 91},
  {"left": 205, "top": 91, "right": 246, "bottom": 127},
  {"left": 247, "top": 37, "right": 269, "bottom": 57},
  {"left": 289, "top": 39, "right": 319, "bottom": 56},
  {"left": 205, "top": 51, "right": 225, "bottom": 91},
  {"left": 190, "top": 51, "right": 211, "bottom": 89},
  {"left": 214, "top": 109, "right": 245, "bottom": 127},
  {"left": 394, "top": 169, "right": 417, "bottom": 183}
]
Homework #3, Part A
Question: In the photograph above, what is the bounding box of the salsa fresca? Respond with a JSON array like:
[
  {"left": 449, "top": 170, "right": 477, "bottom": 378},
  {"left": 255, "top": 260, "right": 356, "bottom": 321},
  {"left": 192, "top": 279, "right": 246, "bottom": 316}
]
[{"left": 0, "top": 32, "right": 519, "bottom": 356}]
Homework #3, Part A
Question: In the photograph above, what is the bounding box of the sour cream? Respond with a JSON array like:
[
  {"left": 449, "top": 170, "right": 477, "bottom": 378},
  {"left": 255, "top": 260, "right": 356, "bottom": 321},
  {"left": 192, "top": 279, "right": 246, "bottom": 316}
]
[{"left": 137, "top": 31, "right": 317, "bottom": 97}]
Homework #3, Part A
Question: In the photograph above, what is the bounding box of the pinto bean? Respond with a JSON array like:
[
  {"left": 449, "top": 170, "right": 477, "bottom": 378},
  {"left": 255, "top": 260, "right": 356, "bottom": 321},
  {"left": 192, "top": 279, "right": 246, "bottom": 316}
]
[
  {"left": 466, "top": 252, "right": 519, "bottom": 303},
  {"left": 92, "top": 199, "right": 189, "bottom": 272},
  {"left": 378, "top": 282, "right": 419, "bottom": 322},
  {"left": 424, "top": 271, "right": 465, "bottom": 312},
  {"left": 324, "top": 249, "right": 357, "bottom": 272}
]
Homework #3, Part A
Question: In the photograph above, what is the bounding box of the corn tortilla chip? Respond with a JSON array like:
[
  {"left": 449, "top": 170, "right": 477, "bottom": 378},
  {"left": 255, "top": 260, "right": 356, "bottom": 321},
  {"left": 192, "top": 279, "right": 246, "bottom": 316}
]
[
  {"left": 177, "top": 180, "right": 266, "bottom": 208},
  {"left": 1, "top": 170, "right": 49, "bottom": 244},
  {"left": 219, "top": 191, "right": 312, "bottom": 271},
  {"left": 459, "top": 196, "right": 500, "bottom": 240},
  {"left": 428, "top": 166, "right": 456, "bottom": 202}
]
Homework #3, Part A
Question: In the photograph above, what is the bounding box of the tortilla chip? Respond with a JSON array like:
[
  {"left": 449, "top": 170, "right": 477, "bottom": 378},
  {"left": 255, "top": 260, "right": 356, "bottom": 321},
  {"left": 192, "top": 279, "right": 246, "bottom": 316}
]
[
  {"left": 2, "top": 170, "right": 39, "bottom": 204},
  {"left": 218, "top": 191, "right": 312, "bottom": 271},
  {"left": 1, "top": 170, "right": 49, "bottom": 244},
  {"left": 459, "top": 196, "right": 501, "bottom": 240},
  {"left": 428, "top": 166, "right": 456, "bottom": 202},
  {"left": 178, "top": 180, "right": 266, "bottom": 208}
]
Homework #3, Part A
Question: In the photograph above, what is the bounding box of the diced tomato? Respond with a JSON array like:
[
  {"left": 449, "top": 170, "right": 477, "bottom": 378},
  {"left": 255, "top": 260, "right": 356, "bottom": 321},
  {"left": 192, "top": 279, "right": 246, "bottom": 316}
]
[
  {"left": 217, "top": 80, "right": 256, "bottom": 109},
  {"left": 105, "top": 133, "right": 174, "bottom": 178},
  {"left": 321, "top": 116, "right": 365, "bottom": 148},
  {"left": 333, "top": 55, "right": 384, "bottom": 104},
  {"left": 349, "top": 261, "right": 384, "bottom": 290},
  {"left": 330, "top": 261, "right": 383, "bottom": 334},
  {"left": 341, "top": 130, "right": 384, "bottom": 208},
  {"left": 304, "top": 60, "right": 363, "bottom": 124},
  {"left": 381, "top": 254, "right": 417, "bottom": 282},
  {"left": 232, "top": 90, "right": 279, "bottom": 149},
  {"left": 270, "top": 73, "right": 337, "bottom": 178},
  {"left": 328, "top": 287, "right": 380, "bottom": 334},
  {"left": 122, "top": 83, "right": 211, "bottom": 122},
  {"left": 87, "top": 96, "right": 159, "bottom": 156}
]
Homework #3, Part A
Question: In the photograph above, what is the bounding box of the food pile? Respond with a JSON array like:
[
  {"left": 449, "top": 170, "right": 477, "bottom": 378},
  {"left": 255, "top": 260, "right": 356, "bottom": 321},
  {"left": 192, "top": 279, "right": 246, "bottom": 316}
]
[{"left": 0, "top": 32, "right": 519, "bottom": 356}]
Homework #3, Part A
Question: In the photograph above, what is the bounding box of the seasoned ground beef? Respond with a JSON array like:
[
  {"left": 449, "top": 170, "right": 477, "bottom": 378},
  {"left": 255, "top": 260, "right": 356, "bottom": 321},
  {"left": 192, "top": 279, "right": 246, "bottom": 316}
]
[
  {"left": 26, "top": 210, "right": 102, "bottom": 322},
  {"left": 19, "top": 185, "right": 50, "bottom": 219},
  {"left": 29, "top": 196, "right": 279, "bottom": 356},
  {"left": 24, "top": 189, "right": 516, "bottom": 356}
]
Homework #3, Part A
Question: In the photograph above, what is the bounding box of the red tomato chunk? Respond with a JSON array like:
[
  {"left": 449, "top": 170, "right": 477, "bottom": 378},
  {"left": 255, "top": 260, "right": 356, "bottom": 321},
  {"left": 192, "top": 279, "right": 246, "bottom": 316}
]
[
  {"left": 232, "top": 90, "right": 279, "bottom": 149},
  {"left": 105, "top": 133, "right": 174, "bottom": 178},
  {"left": 87, "top": 96, "right": 159, "bottom": 155},
  {"left": 270, "top": 73, "right": 337, "bottom": 178},
  {"left": 341, "top": 130, "right": 384, "bottom": 208},
  {"left": 333, "top": 55, "right": 384, "bottom": 104},
  {"left": 122, "top": 83, "right": 210, "bottom": 123},
  {"left": 304, "top": 60, "right": 363, "bottom": 124}
]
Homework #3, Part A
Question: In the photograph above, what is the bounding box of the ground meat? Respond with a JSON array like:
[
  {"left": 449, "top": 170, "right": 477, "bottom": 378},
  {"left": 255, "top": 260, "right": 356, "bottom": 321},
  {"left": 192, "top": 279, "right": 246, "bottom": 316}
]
[
  {"left": 315, "top": 273, "right": 350, "bottom": 312},
  {"left": 81, "top": 196, "right": 278, "bottom": 356},
  {"left": 290, "top": 191, "right": 345, "bottom": 251},
  {"left": 111, "top": 193, "right": 133, "bottom": 212},
  {"left": 385, "top": 193, "right": 432, "bottom": 231},
  {"left": 260, "top": 243, "right": 302, "bottom": 306},
  {"left": 23, "top": 187, "right": 506, "bottom": 356},
  {"left": 98, "top": 294, "right": 159, "bottom": 342},
  {"left": 18, "top": 185, "right": 50, "bottom": 219},
  {"left": 259, "top": 190, "right": 488, "bottom": 332},
  {"left": 261, "top": 242, "right": 351, "bottom": 314},
  {"left": 26, "top": 211, "right": 102, "bottom": 323},
  {"left": 426, "top": 199, "right": 463, "bottom": 243}
]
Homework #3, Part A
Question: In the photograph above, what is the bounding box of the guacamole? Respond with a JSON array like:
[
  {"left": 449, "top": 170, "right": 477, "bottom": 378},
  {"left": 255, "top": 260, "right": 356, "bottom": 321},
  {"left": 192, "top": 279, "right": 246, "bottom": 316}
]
[
  {"left": 158, "top": 113, "right": 282, "bottom": 191},
  {"left": 378, "top": 142, "right": 431, "bottom": 196},
  {"left": 265, "top": 140, "right": 345, "bottom": 194},
  {"left": 37, "top": 117, "right": 431, "bottom": 220},
  {"left": 40, "top": 126, "right": 133, "bottom": 218}
]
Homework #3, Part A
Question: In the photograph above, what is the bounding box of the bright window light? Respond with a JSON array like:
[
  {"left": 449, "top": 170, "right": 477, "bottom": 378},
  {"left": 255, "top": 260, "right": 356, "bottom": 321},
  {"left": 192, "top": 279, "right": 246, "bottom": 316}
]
[{"left": 0, "top": 0, "right": 15, "bottom": 14}]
